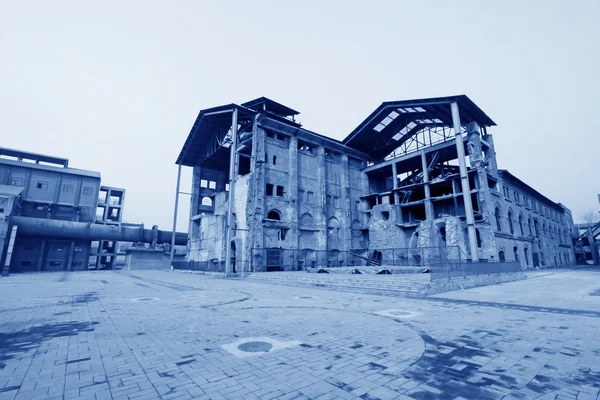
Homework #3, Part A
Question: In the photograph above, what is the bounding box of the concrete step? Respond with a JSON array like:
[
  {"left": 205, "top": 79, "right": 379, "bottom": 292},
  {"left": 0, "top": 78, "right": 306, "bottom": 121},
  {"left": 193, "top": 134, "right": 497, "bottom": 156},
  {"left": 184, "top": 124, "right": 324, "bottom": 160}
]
[{"left": 244, "top": 273, "right": 429, "bottom": 297}]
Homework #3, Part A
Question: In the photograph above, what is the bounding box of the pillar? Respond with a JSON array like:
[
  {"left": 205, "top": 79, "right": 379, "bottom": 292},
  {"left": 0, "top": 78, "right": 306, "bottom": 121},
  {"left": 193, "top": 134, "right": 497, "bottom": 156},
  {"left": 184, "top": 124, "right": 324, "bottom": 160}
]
[
  {"left": 451, "top": 102, "right": 479, "bottom": 262},
  {"left": 225, "top": 108, "right": 239, "bottom": 276},
  {"left": 421, "top": 151, "right": 434, "bottom": 220}
]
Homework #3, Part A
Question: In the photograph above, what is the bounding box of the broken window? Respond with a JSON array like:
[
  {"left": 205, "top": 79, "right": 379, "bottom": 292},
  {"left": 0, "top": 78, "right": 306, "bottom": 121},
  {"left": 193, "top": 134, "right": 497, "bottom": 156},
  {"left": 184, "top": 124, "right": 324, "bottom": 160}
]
[
  {"left": 83, "top": 187, "right": 93, "bottom": 196},
  {"left": 507, "top": 211, "right": 514, "bottom": 234},
  {"left": 495, "top": 208, "right": 502, "bottom": 231},
  {"left": 519, "top": 214, "right": 524, "bottom": 236},
  {"left": 36, "top": 181, "right": 48, "bottom": 190},
  {"left": 267, "top": 210, "right": 281, "bottom": 220},
  {"left": 62, "top": 184, "right": 73, "bottom": 193},
  {"left": 273, "top": 155, "right": 277, "bottom": 165},
  {"left": 266, "top": 184, "right": 274, "bottom": 196},
  {"left": 276, "top": 185, "right": 284, "bottom": 197},
  {"left": 266, "top": 131, "right": 275, "bottom": 139},
  {"left": 524, "top": 248, "right": 529, "bottom": 266},
  {"left": 476, "top": 229, "right": 482, "bottom": 248},
  {"left": 381, "top": 211, "right": 390, "bottom": 221},
  {"left": 513, "top": 246, "right": 519, "bottom": 262}
]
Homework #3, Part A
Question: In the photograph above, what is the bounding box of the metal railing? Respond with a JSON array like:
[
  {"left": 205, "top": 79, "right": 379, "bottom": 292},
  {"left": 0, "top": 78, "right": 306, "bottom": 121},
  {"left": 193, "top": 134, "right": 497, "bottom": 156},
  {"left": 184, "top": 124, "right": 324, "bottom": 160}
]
[
  {"left": 429, "top": 260, "right": 522, "bottom": 281},
  {"left": 172, "top": 246, "right": 464, "bottom": 273}
]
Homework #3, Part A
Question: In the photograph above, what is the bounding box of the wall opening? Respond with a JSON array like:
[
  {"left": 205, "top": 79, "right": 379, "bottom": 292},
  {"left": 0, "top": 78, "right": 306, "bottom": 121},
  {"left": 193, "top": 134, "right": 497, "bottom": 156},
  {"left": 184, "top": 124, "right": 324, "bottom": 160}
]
[{"left": 267, "top": 210, "right": 281, "bottom": 221}]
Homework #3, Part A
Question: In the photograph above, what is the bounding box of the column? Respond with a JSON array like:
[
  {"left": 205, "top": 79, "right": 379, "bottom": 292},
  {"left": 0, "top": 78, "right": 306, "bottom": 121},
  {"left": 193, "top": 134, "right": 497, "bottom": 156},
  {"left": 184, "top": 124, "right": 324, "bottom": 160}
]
[
  {"left": 421, "top": 151, "right": 434, "bottom": 219},
  {"left": 451, "top": 102, "right": 479, "bottom": 262},
  {"left": 391, "top": 161, "right": 400, "bottom": 205},
  {"left": 225, "top": 108, "right": 239, "bottom": 276}
]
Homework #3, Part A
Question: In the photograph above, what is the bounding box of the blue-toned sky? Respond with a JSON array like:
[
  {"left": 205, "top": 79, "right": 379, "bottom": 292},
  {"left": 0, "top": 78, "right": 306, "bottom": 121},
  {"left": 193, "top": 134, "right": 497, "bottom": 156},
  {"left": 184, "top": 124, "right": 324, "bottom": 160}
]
[{"left": 1, "top": 1, "right": 599, "bottom": 230}]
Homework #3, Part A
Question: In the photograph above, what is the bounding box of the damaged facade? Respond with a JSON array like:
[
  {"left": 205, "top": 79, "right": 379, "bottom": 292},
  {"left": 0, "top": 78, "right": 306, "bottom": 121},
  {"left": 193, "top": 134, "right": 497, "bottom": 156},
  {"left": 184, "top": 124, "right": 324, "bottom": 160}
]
[{"left": 175, "top": 96, "right": 576, "bottom": 273}]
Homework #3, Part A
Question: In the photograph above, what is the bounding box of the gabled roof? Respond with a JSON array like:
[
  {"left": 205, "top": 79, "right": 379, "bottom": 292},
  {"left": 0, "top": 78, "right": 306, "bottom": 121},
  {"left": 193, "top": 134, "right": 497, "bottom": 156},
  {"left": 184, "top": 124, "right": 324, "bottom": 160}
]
[{"left": 343, "top": 95, "right": 496, "bottom": 160}]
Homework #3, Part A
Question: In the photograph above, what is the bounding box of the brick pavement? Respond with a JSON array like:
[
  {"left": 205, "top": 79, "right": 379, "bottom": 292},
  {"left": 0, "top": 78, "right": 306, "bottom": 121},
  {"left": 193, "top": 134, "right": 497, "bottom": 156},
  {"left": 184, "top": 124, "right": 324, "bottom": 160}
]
[{"left": 1, "top": 268, "right": 600, "bottom": 399}]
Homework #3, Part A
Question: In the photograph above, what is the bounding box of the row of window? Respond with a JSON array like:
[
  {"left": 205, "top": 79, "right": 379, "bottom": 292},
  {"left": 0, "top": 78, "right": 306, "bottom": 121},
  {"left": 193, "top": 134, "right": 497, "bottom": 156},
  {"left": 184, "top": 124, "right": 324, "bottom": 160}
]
[
  {"left": 10, "top": 178, "right": 94, "bottom": 195},
  {"left": 498, "top": 246, "right": 571, "bottom": 266},
  {"left": 200, "top": 179, "right": 217, "bottom": 189},
  {"left": 502, "top": 185, "right": 562, "bottom": 222},
  {"left": 266, "top": 184, "right": 284, "bottom": 197},
  {"left": 494, "top": 207, "right": 568, "bottom": 242}
]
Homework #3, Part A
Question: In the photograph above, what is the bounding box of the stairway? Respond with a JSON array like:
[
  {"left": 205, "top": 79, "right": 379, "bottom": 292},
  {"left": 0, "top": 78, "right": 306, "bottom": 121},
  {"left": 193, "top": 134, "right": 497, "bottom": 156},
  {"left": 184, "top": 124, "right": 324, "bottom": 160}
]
[{"left": 369, "top": 250, "right": 383, "bottom": 266}]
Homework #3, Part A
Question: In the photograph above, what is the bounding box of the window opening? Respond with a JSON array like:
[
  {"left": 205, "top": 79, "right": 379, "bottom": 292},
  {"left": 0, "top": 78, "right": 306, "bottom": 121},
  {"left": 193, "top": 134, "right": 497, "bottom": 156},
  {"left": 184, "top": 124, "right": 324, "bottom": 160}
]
[
  {"left": 266, "top": 184, "right": 274, "bottom": 196},
  {"left": 267, "top": 210, "right": 280, "bottom": 220}
]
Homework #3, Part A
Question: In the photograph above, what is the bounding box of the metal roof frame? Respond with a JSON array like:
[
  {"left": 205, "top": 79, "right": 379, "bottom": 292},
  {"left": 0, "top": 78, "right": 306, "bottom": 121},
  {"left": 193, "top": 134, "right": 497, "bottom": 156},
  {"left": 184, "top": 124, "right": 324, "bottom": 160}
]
[{"left": 342, "top": 95, "right": 496, "bottom": 161}]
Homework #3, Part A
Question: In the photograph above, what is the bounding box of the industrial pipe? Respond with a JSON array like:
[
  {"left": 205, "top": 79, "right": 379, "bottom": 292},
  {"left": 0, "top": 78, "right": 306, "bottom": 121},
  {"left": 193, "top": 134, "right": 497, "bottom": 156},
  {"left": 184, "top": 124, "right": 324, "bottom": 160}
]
[{"left": 12, "top": 216, "right": 187, "bottom": 245}]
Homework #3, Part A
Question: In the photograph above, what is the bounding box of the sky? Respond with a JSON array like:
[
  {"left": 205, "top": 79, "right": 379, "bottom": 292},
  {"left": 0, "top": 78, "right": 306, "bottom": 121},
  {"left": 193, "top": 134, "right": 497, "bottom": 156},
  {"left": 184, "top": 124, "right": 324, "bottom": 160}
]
[{"left": 1, "top": 0, "right": 599, "bottom": 231}]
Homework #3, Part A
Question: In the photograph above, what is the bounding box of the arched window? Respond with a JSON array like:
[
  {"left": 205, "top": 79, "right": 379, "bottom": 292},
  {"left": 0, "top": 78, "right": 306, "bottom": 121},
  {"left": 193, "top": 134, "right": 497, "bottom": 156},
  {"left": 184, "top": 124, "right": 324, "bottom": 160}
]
[
  {"left": 508, "top": 211, "right": 514, "bottom": 234},
  {"left": 495, "top": 208, "right": 502, "bottom": 231},
  {"left": 499, "top": 250, "right": 506, "bottom": 262},
  {"left": 476, "top": 229, "right": 482, "bottom": 248},
  {"left": 528, "top": 217, "right": 532, "bottom": 236},
  {"left": 513, "top": 246, "right": 519, "bottom": 262},
  {"left": 201, "top": 197, "right": 212, "bottom": 207},
  {"left": 518, "top": 214, "right": 524, "bottom": 236},
  {"left": 524, "top": 248, "right": 529, "bottom": 266},
  {"left": 267, "top": 210, "right": 281, "bottom": 220}
]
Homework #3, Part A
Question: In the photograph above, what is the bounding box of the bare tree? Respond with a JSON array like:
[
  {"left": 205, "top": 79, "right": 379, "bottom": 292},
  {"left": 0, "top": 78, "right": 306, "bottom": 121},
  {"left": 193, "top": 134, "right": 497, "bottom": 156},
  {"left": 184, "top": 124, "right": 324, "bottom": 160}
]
[{"left": 580, "top": 209, "right": 600, "bottom": 225}]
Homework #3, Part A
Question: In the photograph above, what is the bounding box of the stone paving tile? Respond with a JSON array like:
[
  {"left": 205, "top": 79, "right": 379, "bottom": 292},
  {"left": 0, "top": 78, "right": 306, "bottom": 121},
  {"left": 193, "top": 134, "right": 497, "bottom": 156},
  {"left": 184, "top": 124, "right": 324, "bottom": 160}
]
[{"left": 1, "top": 268, "right": 600, "bottom": 399}]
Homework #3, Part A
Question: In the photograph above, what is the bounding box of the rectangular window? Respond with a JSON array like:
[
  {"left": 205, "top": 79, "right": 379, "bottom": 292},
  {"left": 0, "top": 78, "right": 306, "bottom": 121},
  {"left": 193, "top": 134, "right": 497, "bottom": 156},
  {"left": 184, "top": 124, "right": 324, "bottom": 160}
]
[
  {"left": 273, "top": 155, "right": 277, "bottom": 165},
  {"left": 266, "top": 131, "right": 275, "bottom": 139},
  {"left": 326, "top": 195, "right": 331, "bottom": 206},
  {"left": 333, "top": 196, "right": 339, "bottom": 208},
  {"left": 266, "top": 184, "right": 274, "bottom": 196},
  {"left": 276, "top": 185, "right": 284, "bottom": 196},
  {"left": 298, "top": 189, "right": 305, "bottom": 201},
  {"left": 208, "top": 181, "right": 216, "bottom": 190},
  {"left": 307, "top": 191, "right": 314, "bottom": 202},
  {"left": 200, "top": 179, "right": 208, "bottom": 188},
  {"left": 225, "top": 183, "right": 230, "bottom": 192},
  {"left": 10, "top": 177, "right": 24, "bottom": 186},
  {"left": 83, "top": 187, "right": 93, "bottom": 195},
  {"left": 63, "top": 184, "right": 74, "bottom": 193},
  {"left": 36, "top": 181, "right": 49, "bottom": 190}
]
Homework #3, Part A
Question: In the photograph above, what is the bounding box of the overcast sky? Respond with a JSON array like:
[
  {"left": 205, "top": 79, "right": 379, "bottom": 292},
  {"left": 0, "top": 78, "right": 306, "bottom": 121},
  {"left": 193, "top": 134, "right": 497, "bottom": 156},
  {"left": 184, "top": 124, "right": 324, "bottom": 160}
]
[{"left": 1, "top": 1, "right": 599, "bottom": 230}]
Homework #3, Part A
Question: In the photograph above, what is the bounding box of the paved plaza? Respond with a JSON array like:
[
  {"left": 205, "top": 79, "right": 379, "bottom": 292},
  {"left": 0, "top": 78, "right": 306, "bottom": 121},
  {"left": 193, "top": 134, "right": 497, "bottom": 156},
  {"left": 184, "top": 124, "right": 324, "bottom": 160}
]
[{"left": 1, "top": 268, "right": 600, "bottom": 400}]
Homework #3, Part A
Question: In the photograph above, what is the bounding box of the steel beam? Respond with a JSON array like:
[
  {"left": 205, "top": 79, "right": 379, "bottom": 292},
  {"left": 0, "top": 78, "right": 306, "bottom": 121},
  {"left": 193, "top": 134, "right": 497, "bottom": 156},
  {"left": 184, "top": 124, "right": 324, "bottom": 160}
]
[
  {"left": 225, "top": 108, "right": 239, "bottom": 277},
  {"left": 170, "top": 163, "right": 182, "bottom": 263}
]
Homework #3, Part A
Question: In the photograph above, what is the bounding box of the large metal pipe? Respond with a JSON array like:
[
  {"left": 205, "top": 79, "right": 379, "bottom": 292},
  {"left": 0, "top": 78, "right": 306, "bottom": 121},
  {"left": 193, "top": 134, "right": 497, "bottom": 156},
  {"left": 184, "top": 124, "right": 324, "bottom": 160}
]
[{"left": 12, "top": 216, "right": 187, "bottom": 245}]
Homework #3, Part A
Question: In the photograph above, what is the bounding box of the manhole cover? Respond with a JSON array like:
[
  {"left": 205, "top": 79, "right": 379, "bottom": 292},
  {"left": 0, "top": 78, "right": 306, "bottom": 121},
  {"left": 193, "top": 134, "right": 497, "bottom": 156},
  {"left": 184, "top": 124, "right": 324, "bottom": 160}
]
[
  {"left": 131, "top": 297, "right": 160, "bottom": 302},
  {"left": 237, "top": 341, "right": 273, "bottom": 353}
]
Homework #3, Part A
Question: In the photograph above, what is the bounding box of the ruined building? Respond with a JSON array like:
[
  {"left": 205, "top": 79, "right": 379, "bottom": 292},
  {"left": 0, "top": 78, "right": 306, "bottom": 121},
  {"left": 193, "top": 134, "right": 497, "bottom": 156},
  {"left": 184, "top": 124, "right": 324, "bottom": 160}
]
[{"left": 175, "top": 96, "right": 576, "bottom": 273}]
